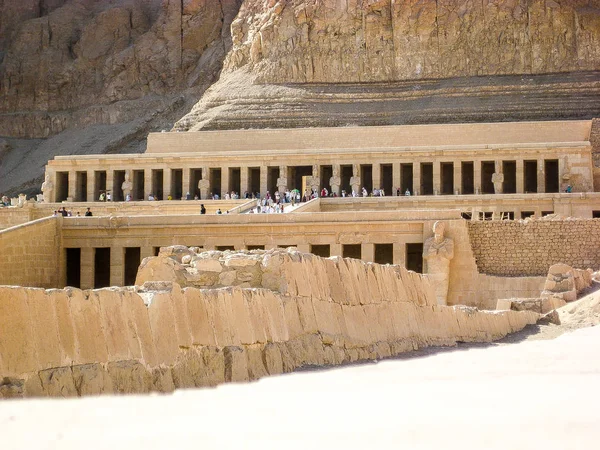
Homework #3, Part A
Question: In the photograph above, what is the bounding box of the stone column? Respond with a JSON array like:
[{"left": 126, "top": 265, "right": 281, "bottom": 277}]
[
  {"left": 393, "top": 242, "right": 405, "bottom": 266},
  {"left": 106, "top": 170, "right": 115, "bottom": 201},
  {"left": 453, "top": 162, "right": 462, "bottom": 195},
  {"left": 330, "top": 243, "right": 343, "bottom": 257},
  {"left": 413, "top": 163, "right": 421, "bottom": 195},
  {"left": 537, "top": 159, "right": 545, "bottom": 193},
  {"left": 240, "top": 167, "right": 249, "bottom": 196},
  {"left": 474, "top": 160, "right": 482, "bottom": 194},
  {"left": 260, "top": 166, "right": 268, "bottom": 196},
  {"left": 163, "top": 169, "right": 172, "bottom": 199},
  {"left": 183, "top": 168, "right": 191, "bottom": 197},
  {"left": 68, "top": 171, "right": 77, "bottom": 201},
  {"left": 221, "top": 167, "right": 230, "bottom": 197},
  {"left": 372, "top": 164, "right": 381, "bottom": 191},
  {"left": 110, "top": 247, "right": 124, "bottom": 286},
  {"left": 80, "top": 247, "right": 94, "bottom": 289},
  {"left": 392, "top": 163, "right": 401, "bottom": 196},
  {"left": 87, "top": 170, "right": 95, "bottom": 203},
  {"left": 516, "top": 159, "right": 524, "bottom": 193},
  {"left": 361, "top": 243, "right": 374, "bottom": 263},
  {"left": 144, "top": 170, "right": 152, "bottom": 200},
  {"left": 433, "top": 162, "right": 441, "bottom": 195}
]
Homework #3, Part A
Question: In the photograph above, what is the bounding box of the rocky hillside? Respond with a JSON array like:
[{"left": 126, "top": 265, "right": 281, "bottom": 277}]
[
  {"left": 175, "top": 0, "right": 600, "bottom": 130},
  {"left": 0, "top": 0, "right": 243, "bottom": 195},
  {"left": 2, "top": 0, "right": 600, "bottom": 196}
]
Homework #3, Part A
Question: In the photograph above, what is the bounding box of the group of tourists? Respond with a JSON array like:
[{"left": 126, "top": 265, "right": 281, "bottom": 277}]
[{"left": 53, "top": 207, "right": 93, "bottom": 217}]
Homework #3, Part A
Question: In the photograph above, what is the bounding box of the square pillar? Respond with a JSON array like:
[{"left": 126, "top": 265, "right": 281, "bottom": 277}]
[
  {"left": 537, "top": 159, "right": 545, "bottom": 193},
  {"left": 372, "top": 164, "right": 381, "bottom": 191},
  {"left": 433, "top": 162, "right": 441, "bottom": 195},
  {"left": 80, "top": 247, "right": 94, "bottom": 289},
  {"left": 221, "top": 167, "right": 230, "bottom": 198},
  {"left": 106, "top": 170, "right": 114, "bottom": 201},
  {"left": 260, "top": 166, "right": 268, "bottom": 196},
  {"left": 240, "top": 167, "right": 249, "bottom": 196},
  {"left": 393, "top": 243, "right": 405, "bottom": 266},
  {"left": 163, "top": 169, "right": 172, "bottom": 199},
  {"left": 68, "top": 171, "right": 77, "bottom": 200},
  {"left": 516, "top": 159, "right": 524, "bottom": 193},
  {"left": 412, "top": 163, "right": 421, "bottom": 195},
  {"left": 141, "top": 246, "right": 154, "bottom": 261},
  {"left": 330, "top": 243, "right": 343, "bottom": 257},
  {"left": 474, "top": 160, "right": 482, "bottom": 194},
  {"left": 183, "top": 168, "right": 191, "bottom": 197},
  {"left": 110, "top": 247, "right": 124, "bottom": 287},
  {"left": 453, "top": 162, "right": 462, "bottom": 195},
  {"left": 392, "top": 163, "right": 401, "bottom": 196},
  {"left": 361, "top": 243, "right": 374, "bottom": 263},
  {"left": 87, "top": 170, "right": 96, "bottom": 202},
  {"left": 296, "top": 244, "right": 310, "bottom": 253}
]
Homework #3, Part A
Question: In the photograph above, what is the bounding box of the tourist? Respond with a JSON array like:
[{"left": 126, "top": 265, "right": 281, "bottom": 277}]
[
  {"left": 405, "top": 189, "right": 411, "bottom": 196},
  {"left": 99, "top": 192, "right": 105, "bottom": 202},
  {"left": 106, "top": 192, "right": 112, "bottom": 201},
  {"left": 60, "top": 207, "right": 68, "bottom": 217},
  {"left": 194, "top": 195, "right": 199, "bottom": 200},
  {"left": 85, "top": 207, "right": 93, "bottom": 217},
  {"left": 216, "top": 208, "right": 222, "bottom": 214},
  {"left": 565, "top": 185, "right": 573, "bottom": 193},
  {"left": 186, "top": 191, "right": 192, "bottom": 200},
  {"left": 76, "top": 212, "right": 81, "bottom": 217},
  {"left": 396, "top": 187, "right": 401, "bottom": 196},
  {"left": 125, "top": 193, "right": 131, "bottom": 201},
  {"left": 362, "top": 187, "right": 368, "bottom": 197},
  {"left": 200, "top": 204, "right": 206, "bottom": 214}
]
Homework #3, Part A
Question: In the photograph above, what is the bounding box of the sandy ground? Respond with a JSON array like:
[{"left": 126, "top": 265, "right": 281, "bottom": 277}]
[{"left": 1, "top": 318, "right": 599, "bottom": 449}]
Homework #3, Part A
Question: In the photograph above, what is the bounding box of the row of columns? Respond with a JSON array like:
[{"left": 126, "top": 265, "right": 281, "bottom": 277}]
[{"left": 57, "top": 157, "right": 561, "bottom": 202}]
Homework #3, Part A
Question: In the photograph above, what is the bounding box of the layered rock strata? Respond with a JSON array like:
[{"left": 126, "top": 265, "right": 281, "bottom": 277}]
[{"left": 0, "top": 248, "right": 539, "bottom": 398}]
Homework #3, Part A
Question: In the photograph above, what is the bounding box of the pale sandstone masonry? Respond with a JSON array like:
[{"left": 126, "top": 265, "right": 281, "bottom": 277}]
[
  {"left": 0, "top": 250, "right": 539, "bottom": 398},
  {"left": 0, "top": 217, "right": 61, "bottom": 288},
  {"left": 468, "top": 219, "right": 600, "bottom": 277}
]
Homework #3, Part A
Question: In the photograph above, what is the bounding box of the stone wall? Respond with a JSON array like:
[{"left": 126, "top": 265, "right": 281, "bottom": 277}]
[
  {"left": 468, "top": 219, "right": 600, "bottom": 277},
  {"left": 0, "top": 217, "right": 61, "bottom": 288},
  {"left": 0, "top": 250, "right": 539, "bottom": 398}
]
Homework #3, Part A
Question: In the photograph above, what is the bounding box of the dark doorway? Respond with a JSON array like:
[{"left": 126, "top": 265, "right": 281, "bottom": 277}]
[
  {"left": 267, "top": 166, "right": 279, "bottom": 195},
  {"left": 56, "top": 172, "right": 69, "bottom": 202},
  {"left": 94, "top": 248, "right": 111, "bottom": 289},
  {"left": 342, "top": 244, "right": 362, "bottom": 260},
  {"left": 150, "top": 170, "right": 163, "bottom": 200},
  {"left": 461, "top": 162, "right": 474, "bottom": 194},
  {"left": 401, "top": 163, "right": 413, "bottom": 194},
  {"left": 171, "top": 169, "right": 183, "bottom": 200},
  {"left": 524, "top": 160, "right": 538, "bottom": 193},
  {"left": 229, "top": 168, "right": 241, "bottom": 195},
  {"left": 481, "top": 162, "right": 495, "bottom": 194},
  {"left": 406, "top": 243, "right": 423, "bottom": 273},
  {"left": 592, "top": 211, "right": 600, "bottom": 218},
  {"left": 310, "top": 244, "right": 330, "bottom": 257},
  {"left": 65, "top": 248, "right": 81, "bottom": 288},
  {"left": 381, "top": 164, "right": 393, "bottom": 195},
  {"left": 544, "top": 159, "right": 559, "bottom": 193},
  {"left": 75, "top": 172, "right": 87, "bottom": 202},
  {"left": 133, "top": 170, "right": 144, "bottom": 200},
  {"left": 374, "top": 243, "right": 393, "bottom": 265},
  {"left": 94, "top": 171, "right": 107, "bottom": 201},
  {"left": 441, "top": 162, "right": 454, "bottom": 195},
  {"left": 247, "top": 245, "right": 265, "bottom": 250},
  {"left": 249, "top": 168, "right": 261, "bottom": 195},
  {"left": 541, "top": 211, "right": 554, "bottom": 217},
  {"left": 521, "top": 211, "right": 535, "bottom": 219},
  {"left": 216, "top": 245, "right": 235, "bottom": 251},
  {"left": 124, "top": 247, "right": 141, "bottom": 286},
  {"left": 288, "top": 166, "right": 312, "bottom": 193},
  {"left": 420, "top": 163, "right": 433, "bottom": 195},
  {"left": 113, "top": 170, "right": 125, "bottom": 202},
  {"left": 210, "top": 168, "right": 222, "bottom": 198},
  {"left": 191, "top": 169, "right": 202, "bottom": 198},
  {"left": 341, "top": 165, "right": 353, "bottom": 194},
  {"left": 361, "top": 164, "right": 373, "bottom": 194},
  {"left": 153, "top": 247, "right": 161, "bottom": 256},
  {"left": 320, "top": 166, "right": 333, "bottom": 194},
  {"left": 502, "top": 161, "right": 517, "bottom": 194}
]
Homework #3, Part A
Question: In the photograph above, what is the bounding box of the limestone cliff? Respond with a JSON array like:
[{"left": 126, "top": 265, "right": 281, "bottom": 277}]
[
  {"left": 175, "top": 0, "right": 600, "bottom": 131},
  {"left": 0, "top": 0, "right": 243, "bottom": 195}
]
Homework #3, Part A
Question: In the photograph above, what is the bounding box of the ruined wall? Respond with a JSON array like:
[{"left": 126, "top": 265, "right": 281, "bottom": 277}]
[
  {"left": 468, "top": 219, "right": 600, "bottom": 277},
  {"left": 0, "top": 217, "right": 61, "bottom": 288},
  {"left": 0, "top": 250, "right": 539, "bottom": 398}
]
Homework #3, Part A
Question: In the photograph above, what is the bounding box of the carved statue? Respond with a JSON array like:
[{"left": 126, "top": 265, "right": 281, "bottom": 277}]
[
  {"left": 423, "top": 221, "right": 455, "bottom": 305},
  {"left": 198, "top": 167, "right": 211, "bottom": 199},
  {"left": 329, "top": 165, "right": 341, "bottom": 195},
  {"left": 349, "top": 164, "right": 361, "bottom": 195},
  {"left": 121, "top": 171, "right": 133, "bottom": 200},
  {"left": 41, "top": 173, "right": 54, "bottom": 203},
  {"left": 276, "top": 165, "right": 288, "bottom": 193},
  {"left": 308, "top": 164, "right": 320, "bottom": 193},
  {"left": 492, "top": 161, "right": 504, "bottom": 194}
]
